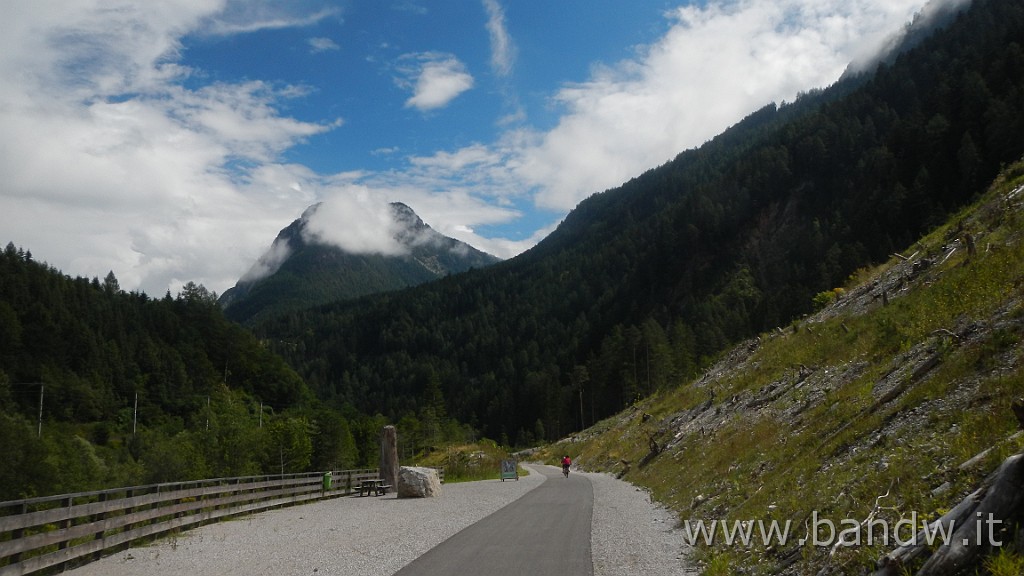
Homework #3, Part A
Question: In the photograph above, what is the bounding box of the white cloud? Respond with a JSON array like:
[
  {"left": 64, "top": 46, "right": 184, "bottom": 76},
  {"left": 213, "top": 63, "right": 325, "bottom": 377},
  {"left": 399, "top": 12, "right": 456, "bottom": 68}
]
[
  {"left": 309, "top": 37, "right": 340, "bottom": 53},
  {"left": 301, "top": 189, "right": 408, "bottom": 256},
  {"left": 298, "top": 153, "right": 527, "bottom": 260},
  {"left": 399, "top": 53, "right": 475, "bottom": 111},
  {"left": 511, "top": 0, "right": 928, "bottom": 211},
  {"left": 483, "top": 0, "right": 515, "bottom": 77},
  {"left": 467, "top": 224, "right": 552, "bottom": 260},
  {"left": 198, "top": 2, "right": 340, "bottom": 36},
  {"left": 173, "top": 82, "right": 328, "bottom": 162},
  {"left": 0, "top": 0, "right": 940, "bottom": 297},
  {"left": 239, "top": 236, "right": 292, "bottom": 283},
  {"left": 0, "top": 0, "right": 332, "bottom": 295},
  {"left": 0, "top": 1, "right": 198, "bottom": 100},
  {"left": 482, "top": 0, "right": 525, "bottom": 131},
  {"left": 410, "top": 144, "right": 500, "bottom": 172}
]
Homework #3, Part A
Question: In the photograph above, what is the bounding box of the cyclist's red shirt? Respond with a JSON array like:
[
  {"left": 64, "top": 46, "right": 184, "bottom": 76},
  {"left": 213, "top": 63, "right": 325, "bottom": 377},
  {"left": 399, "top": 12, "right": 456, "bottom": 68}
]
[{"left": 561, "top": 457, "right": 571, "bottom": 467}]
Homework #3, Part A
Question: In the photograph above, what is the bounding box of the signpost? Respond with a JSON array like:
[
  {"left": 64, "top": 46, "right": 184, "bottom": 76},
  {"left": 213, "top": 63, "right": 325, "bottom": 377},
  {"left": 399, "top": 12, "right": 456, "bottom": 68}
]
[{"left": 500, "top": 459, "right": 518, "bottom": 481}]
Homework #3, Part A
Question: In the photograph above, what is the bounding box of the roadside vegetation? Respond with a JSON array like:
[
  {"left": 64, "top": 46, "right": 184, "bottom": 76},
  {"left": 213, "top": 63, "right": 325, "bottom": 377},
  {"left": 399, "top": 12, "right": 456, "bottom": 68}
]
[{"left": 411, "top": 440, "right": 523, "bottom": 483}]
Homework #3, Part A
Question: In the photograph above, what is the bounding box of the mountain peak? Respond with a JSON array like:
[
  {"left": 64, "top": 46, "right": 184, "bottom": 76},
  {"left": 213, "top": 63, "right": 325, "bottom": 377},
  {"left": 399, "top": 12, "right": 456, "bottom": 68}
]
[
  {"left": 389, "top": 201, "right": 420, "bottom": 223},
  {"left": 219, "top": 202, "right": 500, "bottom": 324}
]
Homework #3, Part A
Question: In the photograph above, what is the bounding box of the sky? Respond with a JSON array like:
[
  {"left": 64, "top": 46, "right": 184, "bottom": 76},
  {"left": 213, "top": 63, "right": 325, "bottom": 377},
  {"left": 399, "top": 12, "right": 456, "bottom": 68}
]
[{"left": 1, "top": 0, "right": 949, "bottom": 297}]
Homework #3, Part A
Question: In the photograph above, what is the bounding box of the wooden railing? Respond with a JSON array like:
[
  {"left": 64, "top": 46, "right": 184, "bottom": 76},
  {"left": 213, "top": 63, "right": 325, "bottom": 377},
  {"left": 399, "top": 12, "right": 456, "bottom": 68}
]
[{"left": 0, "top": 468, "right": 391, "bottom": 576}]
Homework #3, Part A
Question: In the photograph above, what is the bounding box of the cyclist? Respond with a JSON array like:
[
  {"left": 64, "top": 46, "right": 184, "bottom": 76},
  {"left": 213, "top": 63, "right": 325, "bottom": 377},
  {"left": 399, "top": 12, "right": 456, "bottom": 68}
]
[{"left": 561, "top": 455, "right": 571, "bottom": 477}]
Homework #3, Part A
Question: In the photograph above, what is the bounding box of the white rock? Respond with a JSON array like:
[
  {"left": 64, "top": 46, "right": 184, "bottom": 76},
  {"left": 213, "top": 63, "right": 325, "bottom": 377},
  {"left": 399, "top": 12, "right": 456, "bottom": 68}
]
[{"left": 397, "top": 466, "right": 442, "bottom": 498}]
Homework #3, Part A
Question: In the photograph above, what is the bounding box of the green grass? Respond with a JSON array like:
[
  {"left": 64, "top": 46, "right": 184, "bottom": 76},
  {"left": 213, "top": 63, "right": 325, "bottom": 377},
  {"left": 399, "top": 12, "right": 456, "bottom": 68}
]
[
  {"left": 411, "top": 440, "right": 522, "bottom": 483},
  {"left": 984, "top": 549, "right": 1024, "bottom": 576}
]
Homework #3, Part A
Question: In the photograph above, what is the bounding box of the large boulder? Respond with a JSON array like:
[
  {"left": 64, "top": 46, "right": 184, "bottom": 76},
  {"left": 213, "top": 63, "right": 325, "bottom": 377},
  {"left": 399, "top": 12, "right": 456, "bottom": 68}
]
[{"left": 397, "top": 466, "right": 442, "bottom": 498}]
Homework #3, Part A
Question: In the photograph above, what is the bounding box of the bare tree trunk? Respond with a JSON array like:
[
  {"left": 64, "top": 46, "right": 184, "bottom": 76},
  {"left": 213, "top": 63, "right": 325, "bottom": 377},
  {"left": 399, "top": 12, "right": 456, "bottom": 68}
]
[
  {"left": 917, "top": 452, "right": 1024, "bottom": 574},
  {"left": 380, "top": 425, "right": 399, "bottom": 487},
  {"left": 871, "top": 450, "right": 1024, "bottom": 575}
]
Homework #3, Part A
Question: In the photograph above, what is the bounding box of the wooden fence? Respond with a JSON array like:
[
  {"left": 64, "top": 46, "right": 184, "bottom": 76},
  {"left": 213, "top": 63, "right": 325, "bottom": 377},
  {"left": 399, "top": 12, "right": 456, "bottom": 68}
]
[{"left": 0, "top": 466, "right": 441, "bottom": 576}]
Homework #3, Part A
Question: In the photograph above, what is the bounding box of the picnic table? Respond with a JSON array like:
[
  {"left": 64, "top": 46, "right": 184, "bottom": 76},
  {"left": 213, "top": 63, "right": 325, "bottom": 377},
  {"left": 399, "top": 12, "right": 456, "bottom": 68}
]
[{"left": 358, "top": 478, "right": 391, "bottom": 496}]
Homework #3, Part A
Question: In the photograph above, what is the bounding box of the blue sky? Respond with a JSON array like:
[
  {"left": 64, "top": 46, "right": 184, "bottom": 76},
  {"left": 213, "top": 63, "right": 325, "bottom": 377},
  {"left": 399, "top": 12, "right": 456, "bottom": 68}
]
[{"left": 0, "top": 0, "right": 945, "bottom": 296}]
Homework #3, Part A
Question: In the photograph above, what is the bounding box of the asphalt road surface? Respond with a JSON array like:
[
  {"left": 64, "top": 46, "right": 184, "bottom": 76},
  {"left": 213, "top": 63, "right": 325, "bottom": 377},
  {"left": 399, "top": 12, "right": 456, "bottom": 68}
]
[{"left": 393, "top": 466, "right": 594, "bottom": 576}]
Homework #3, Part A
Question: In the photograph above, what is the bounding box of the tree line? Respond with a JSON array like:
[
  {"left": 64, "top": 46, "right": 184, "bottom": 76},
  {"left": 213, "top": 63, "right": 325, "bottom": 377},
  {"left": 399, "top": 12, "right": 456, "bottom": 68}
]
[{"left": 0, "top": 245, "right": 470, "bottom": 500}]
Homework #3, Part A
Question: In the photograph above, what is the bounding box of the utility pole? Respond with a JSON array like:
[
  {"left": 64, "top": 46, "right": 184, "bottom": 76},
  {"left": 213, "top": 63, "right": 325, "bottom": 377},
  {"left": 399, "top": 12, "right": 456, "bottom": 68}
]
[
  {"left": 647, "top": 343, "right": 651, "bottom": 395},
  {"left": 133, "top": 392, "right": 138, "bottom": 435},
  {"left": 578, "top": 385, "right": 584, "bottom": 430},
  {"left": 37, "top": 384, "right": 44, "bottom": 438}
]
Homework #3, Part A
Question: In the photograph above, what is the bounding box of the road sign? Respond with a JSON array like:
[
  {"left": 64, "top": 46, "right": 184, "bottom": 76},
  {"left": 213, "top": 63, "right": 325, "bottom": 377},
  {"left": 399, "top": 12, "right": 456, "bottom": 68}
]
[{"left": 500, "top": 459, "right": 518, "bottom": 481}]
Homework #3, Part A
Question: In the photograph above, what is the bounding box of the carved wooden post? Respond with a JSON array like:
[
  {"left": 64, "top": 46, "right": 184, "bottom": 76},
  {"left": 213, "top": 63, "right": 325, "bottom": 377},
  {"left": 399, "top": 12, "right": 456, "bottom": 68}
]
[{"left": 380, "top": 425, "right": 399, "bottom": 487}]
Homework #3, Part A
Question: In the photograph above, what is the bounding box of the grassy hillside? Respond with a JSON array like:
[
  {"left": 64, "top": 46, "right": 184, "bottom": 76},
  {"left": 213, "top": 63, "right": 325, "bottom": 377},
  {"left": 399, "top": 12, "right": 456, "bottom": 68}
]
[{"left": 541, "top": 159, "right": 1024, "bottom": 575}]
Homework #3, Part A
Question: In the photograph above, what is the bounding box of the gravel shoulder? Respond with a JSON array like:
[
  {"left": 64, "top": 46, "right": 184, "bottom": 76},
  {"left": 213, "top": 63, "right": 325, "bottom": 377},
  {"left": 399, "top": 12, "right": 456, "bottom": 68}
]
[
  {"left": 65, "top": 465, "right": 696, "bottom": 576},
  {"left": 584, "top": 468, "right": 699, "bottom": 576}
]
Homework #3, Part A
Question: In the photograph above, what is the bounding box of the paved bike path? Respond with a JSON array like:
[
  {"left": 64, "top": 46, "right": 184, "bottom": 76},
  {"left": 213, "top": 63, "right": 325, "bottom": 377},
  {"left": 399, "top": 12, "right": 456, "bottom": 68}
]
[{"left": 393, "top": 465, "right": 594, "bottom": 576}]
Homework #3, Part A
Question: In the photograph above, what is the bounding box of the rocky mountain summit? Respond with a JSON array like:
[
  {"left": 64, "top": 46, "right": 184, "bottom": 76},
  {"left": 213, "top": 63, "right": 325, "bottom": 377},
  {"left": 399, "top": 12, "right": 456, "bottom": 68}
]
[{"left": 220, "top": 202, "right": 500, "bottom": 324}]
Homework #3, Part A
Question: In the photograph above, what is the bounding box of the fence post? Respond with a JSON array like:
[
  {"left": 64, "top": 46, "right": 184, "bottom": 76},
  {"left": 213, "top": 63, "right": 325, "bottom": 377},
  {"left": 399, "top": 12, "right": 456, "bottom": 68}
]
[
  {"left": 58, "top": 496, "right": 73, "bottom": 552},
  {"left": 92, "top": 492, "right": 107, "bottom": 560}
]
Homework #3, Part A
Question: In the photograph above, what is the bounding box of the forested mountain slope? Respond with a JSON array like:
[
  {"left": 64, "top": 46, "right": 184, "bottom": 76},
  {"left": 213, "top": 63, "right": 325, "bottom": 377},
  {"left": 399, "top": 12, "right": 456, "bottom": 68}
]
[
  {"left": 257, "top": 0, "right": 1024, "bottom": 446},
  {"left": 0, "top": 248, "right": 369, "bottom": 500},
  {"left": 550, "top": 158, "right": 1024, "bottom": 575}
]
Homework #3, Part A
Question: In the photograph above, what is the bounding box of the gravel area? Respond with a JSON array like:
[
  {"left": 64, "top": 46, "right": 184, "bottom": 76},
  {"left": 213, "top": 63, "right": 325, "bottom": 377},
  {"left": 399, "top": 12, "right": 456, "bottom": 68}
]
[
  {"left": 66, "top": 465, "right": 696, "bottom": 576},
  {"left": 586, "top": 469, "right": 699, "bottom": 576}
]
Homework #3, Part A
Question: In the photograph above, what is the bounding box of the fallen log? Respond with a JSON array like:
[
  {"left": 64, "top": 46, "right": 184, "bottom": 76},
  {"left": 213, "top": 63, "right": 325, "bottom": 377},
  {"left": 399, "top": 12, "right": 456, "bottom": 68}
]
[
  {"left": 871, "top": 486, "right": 980, "bottom": 575},
  {"left": 871, "top": 449, "right": 1024, "bottom": 575},
  {"left": 917, "top": 451, "right": 1024, "bottom": 573}
]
